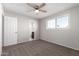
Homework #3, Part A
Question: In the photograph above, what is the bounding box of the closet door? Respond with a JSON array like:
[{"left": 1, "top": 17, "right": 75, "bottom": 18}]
[{"left": 4, "top": 16, "right": 17, "bottom": 46}]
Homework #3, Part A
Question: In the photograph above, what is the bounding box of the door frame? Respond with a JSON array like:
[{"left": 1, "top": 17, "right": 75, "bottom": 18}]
[
  {"left": 3, "top": 16, "right": 17, "bottom": 46},
  {"left": 29, "top": 20, "right": 37, "bottom": 41}
]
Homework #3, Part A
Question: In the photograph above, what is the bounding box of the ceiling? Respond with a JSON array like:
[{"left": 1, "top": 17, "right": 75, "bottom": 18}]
[{"left": 2, "top": 3, "right": 79, "bottom": 19}]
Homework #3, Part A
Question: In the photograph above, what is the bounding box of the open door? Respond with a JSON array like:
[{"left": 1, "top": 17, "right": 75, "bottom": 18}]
[{"left": 29, "top": 20, "right": 37, "bottom": 41}]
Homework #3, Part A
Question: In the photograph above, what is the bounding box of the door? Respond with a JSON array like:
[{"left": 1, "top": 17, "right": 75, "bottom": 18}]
[
  {"left": 4, "top": 16, "right": 17, "bottom": 46},
  {"left": 29, "top": 20, "right": 37, "bottom": 41}
]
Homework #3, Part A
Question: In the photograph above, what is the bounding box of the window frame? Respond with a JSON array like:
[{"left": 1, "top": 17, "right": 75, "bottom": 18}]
[
  {"left": 56, "top": 14, "right": 69, "bottom": 29},
  {"left": 46, "top": 14, "right": 69, "bottom": 29},
  {"left": 46, "top": 19, "right": 55, "bottom": 29}
]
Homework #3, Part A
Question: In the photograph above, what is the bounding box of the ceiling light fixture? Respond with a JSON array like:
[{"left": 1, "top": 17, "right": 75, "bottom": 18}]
[{"left": 35, "top": 10, "right": 40, "bottom": 13}]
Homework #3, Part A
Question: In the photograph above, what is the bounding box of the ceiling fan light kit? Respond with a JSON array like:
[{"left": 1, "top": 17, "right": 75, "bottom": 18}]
[{"left": 35, "top": 10, "right": 40, "bottom": 13}]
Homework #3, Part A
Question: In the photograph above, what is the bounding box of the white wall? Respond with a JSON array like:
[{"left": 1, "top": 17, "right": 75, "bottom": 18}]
[
  {"left": 3, "top": 11, "right": 39, "bottom": 44},
  {"left": 0, "top": 3, "right": 2, "bottom": 55},
  {"left": 40, "top": 6, "right": 79, "bottom": 51}
]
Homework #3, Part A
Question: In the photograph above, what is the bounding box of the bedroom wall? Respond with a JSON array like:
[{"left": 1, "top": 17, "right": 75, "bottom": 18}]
[
  {"left": 3, "top": 11, "right": 39, "bottom": 44},
  {"left": 40, "top": 6, "right": 79, "bottom": 50},
  {"left": 0, "top": 3, "right": 3, "bottom": 55}
]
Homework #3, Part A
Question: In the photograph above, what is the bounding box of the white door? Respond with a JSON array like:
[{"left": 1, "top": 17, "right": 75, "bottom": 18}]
[{"left": 4, "top": 16, "right": 17, "bottom": 46}]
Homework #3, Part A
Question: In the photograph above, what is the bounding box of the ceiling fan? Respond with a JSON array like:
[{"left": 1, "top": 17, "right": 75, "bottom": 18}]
[{"left": 27, "top": 3, "right": 47, "bottom": 14}]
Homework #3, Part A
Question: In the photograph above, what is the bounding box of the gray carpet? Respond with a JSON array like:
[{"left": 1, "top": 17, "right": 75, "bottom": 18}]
[{"left": 2, "top": 39, "right": 79, "bottom": 56}]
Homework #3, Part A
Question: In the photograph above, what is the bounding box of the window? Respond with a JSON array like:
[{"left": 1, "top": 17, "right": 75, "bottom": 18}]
[
  {"left": 56, "top": 16, "right": 69, "bottom": 28},
  {"left": 47, "top": 15, "right": 69, "bottom": 29},
  {"left": 47, "top": 19, "right": 55, "bottom": 29}
]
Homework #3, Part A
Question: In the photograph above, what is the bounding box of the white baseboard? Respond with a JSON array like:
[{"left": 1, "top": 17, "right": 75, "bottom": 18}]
[{"left": 41, "top": 39, "right": 79, "bottom": 51}]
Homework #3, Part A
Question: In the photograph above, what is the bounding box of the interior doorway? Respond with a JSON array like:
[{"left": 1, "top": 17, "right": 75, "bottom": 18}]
[{"left": 29, "top": 20, "right": 37, "bottom": 41}]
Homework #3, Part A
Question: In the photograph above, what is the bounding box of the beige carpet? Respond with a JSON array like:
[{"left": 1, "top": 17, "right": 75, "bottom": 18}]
[{"left": 2, "top": 39, "right": 79, "bottom": 56}]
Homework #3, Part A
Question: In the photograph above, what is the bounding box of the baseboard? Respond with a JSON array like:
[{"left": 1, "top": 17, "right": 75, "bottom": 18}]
[
  {"left": 40, "top": 39, "right": 79, "bottom": 51},
  {"left": 3, "top": 39, "right": 40, "bottom": 47}
]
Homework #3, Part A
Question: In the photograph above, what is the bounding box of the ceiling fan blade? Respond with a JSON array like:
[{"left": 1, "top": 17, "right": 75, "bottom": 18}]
[
  {"left": 26, "top": 9, "right": 34, "bottom": 12},
  {"left": 39, "top": 3, "right": 46, "bottom": 9},
  {"left": 27, "top": 3, "right": 38, "bottom": 9},
  {"left": 39, "top": 9, "right": 47, "bottom": 13}
]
